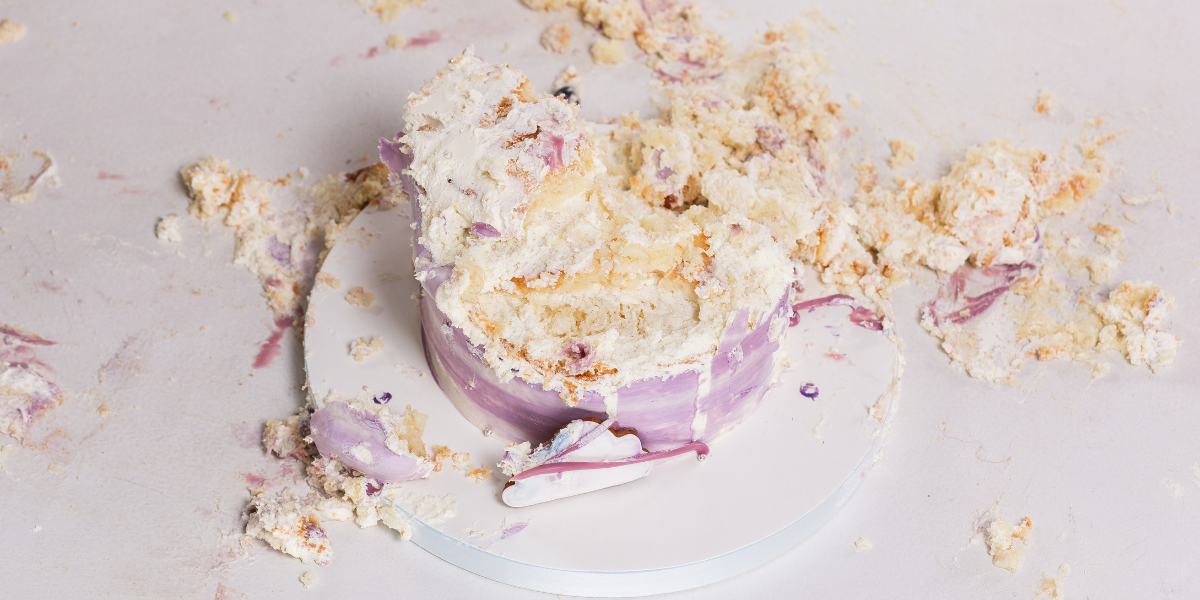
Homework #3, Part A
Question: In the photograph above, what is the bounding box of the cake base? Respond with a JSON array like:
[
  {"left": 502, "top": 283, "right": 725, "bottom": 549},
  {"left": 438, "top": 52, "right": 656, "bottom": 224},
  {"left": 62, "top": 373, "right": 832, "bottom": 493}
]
[{"left": 303, "top": 206, "right": 900, "bottom": 597}]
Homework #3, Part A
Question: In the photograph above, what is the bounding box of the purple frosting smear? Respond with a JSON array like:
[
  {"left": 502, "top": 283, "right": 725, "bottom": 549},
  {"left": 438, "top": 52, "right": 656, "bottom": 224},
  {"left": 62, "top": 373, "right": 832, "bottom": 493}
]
[
  {"left": 470, "top": 222, "right": 502, "bottom": 238},
  {"left": 926, "top": 262, "right": 1037, "bottom": 327},
  {"left": 790, "top": 294, "right": 884, "bottom": 331},
  {"left": 309, "top": 401, "right": 433, "bottom": 483}
]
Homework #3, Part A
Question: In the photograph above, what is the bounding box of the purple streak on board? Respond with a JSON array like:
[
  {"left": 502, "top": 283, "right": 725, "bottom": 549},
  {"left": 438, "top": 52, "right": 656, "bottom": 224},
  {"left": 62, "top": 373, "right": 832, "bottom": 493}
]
[
  {"left": 790, "top": 294, "right": 884, "bottom": 331},
  {"left": 925, "top": 262, "right": 1037, "bottom": 327},
  {"left": 500, "top": 521, "right": 529, "bottom": 540},
  {"left": 510, "top": 441, "right": 711, "bottom": 481}
]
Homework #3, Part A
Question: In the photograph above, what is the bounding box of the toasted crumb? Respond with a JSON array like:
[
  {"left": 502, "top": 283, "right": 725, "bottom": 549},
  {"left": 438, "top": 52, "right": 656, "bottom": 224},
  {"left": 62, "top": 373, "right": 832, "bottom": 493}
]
[
  {"left": 465, "top": 466, "right": 492, "bottom": 482},
  {"left": 590, "top": 38, "right": 625, "bottom": 65},
  {"left": 1035, "top": 573, "right": 1064, "bottom": 598},
  {"left": 346, "top": 286, "right": 375, "bottom": 307},
  {"left": 156, "top": 215, "right": 183, "bottom": 243},
  {"left": 1035, "top": 89, "right": 1057, "bottom": 114},
  {"left": 0, "top": 18, "right": 27, "bottom": 45},
  {"left": 386, "top": 33, "right": 407, "bottom": 49},
  {"left": 985, "top": 516, "right": 1031, "bottom": 573},
  {"left": 300, "top": 570, "right": 318, "bottom": 589},
  {"left": 315, "top": 272, "right": 342, "bottom": 290},
  {"left": 350, "top": 336, "right": 383, "bottom": 361},
  {"left": 888, "top": 139, "right": 916, "bottom": 169},
  {"left": 541, "top": 23, "right": 572, "bottom": 53},
  {"left": 223, "top": 11, "right": 239, "bottom": 23},
  {"left": 785, "top": 17, "right": 809, "bottom": 44},
  {"left": 854, "top": 537, "right": 873, "bottom": 551},
  {"left": 1121, "top": 192, "right": 1159, "bottom": 206}
]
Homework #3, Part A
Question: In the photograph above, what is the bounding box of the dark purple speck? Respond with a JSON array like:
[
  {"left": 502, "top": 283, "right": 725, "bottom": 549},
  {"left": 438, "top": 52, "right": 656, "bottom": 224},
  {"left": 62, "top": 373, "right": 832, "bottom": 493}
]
[
  {"left": 373, "top": 392, "right": 392, "bottom": 405},
  {"left": 800, "top": 383, "right": 819, "bottom": 400}
]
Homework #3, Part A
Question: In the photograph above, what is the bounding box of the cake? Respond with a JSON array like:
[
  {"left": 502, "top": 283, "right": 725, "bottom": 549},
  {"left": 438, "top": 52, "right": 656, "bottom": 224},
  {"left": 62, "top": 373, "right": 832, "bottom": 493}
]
[{"left": 381, "top": 48, "right": 794, "bottom": 454}]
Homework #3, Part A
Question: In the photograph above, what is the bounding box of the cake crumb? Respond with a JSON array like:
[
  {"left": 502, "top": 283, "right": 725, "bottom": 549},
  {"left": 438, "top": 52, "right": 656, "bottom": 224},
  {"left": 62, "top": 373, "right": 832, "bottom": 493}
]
[
  {"left": 155, "top": 215, "right": 183, "bottom": 243},
  {"left": 386, "top": 34, "right": 407, "bottom": 49},
  {"left": 1095, "top": 281, "right": 1180, "bottom": 373},
  {"left": 465, "top": 466, "right": 492, "bottom": 482},
  {"left": 350, "top": 336, "right": 383, "bottom": 361},
  {"left": 1121, "top": 212, "right": 1138, "bottom": 225},
  {"left": 502, "top": 42, "right": 513, "bottom": 53},
  {"left": 315, "top": 272, "right": 342, "bottom": 290},
  {"left": 223, "top": 11, "right": 239, "bottom": 23},
  {"left": 1059, "top": 563, "right": 1071, "bottom": 576},
  {"left": 785, "top": 17, "right": 809, "bottom": 44},
  {"left": 1121, "top": 192, "right": 1159, "bottom": 206},
  {"left": 854, "top": 537, "right": 873, "bottom": 551},
  {"left": 541, "top": 23, "right": 572, "bottom": 53},
  {"left": 345, "top": 286, "right": 375, "bottom": 307},
  {"left": 1035, "top": 89, "right": 1057, "bottom": 114},
  {"left": 847, "top": 93, "right": 862, "bottom": 109},
  {"left": 1165, "top": 479, "right": 1184, "bottom": 497},
  {"left": 985, "top": 516, "right": 1031, "bottom": 573},
  {"left": 888, "top": 139, "right": 916, "bottom": 169},
  {"left": 590, "top": 39, "right": 625, "bottom": 64},
  {"left": 1167, "top": 203, "right": 1177, "bottom": 215},
  {"left": 1035, "top": 573, "right": 1065, "bottom": 598},
  {"left": 353, "top": 0, "right": 425, "bottom": 23},
  {"left": 300, "top": 571, "right": 318, "bottom": 589},
  {"left": 0, "top": 18, "right": 27, "bottom": 45}
]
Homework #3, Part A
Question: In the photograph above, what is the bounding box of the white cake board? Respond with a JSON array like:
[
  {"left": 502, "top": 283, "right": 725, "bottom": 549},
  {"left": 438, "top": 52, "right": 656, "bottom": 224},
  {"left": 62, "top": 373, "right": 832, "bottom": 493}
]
[{"left": 303, "top": 206, "right": 900, "bottom": 597}]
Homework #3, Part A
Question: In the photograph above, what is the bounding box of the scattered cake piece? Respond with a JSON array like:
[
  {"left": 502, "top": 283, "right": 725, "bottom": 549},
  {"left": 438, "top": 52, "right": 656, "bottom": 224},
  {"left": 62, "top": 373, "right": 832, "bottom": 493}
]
[
  {"left": 888, "top": 139, "right": 916, "bottom": 169},
  {"left": 540, "top": 23, "right": 572, "bottom": 53},
  {"left": 1, "top": 150, "right": 58, "bottom": 204},
  {"left": 1, "top": 325, "right": 64, "bottom": 444},
  {"left": 590, "top": 38, "right": 624, "bottom": 64},
  {"left": 854, "top": 537, "right": 873, "bottom": 551},
  {"left": 345, "top": 286, "right": 375, "bottom": 307},
  {"left": 581, "top": 0, "right": 644, "bottom": 40},
  {"left": 0, "top": 18, "right": 26, "bottom": 46},
  {"left": 386, "top": 33, "right": 407, "bottom": 49},
  {"left": 1035, "top": 573, "right": 1065, "bottom": 598},
  {"left": 255, "top": 404, "right": 456, "bottom": 562},
  {"left": 985, "top": 516, "right": 1032, "bottom": 573},
  {"left": 315, "top": 272, "right": 342, "bottom": 290},
  {"left": 1120, "top": 192, "right": 1159, "bottom": 206},
  {"left": 299, "top": 571, "right": 318, "bottom": 589},
  {"left": 155, "top": 215, "right": 182, "bottom": 243},
  {"left": 179, "top": 156, "right": 402, "bottom": 320},
  {"left": 1096, "top": 281, "right": 1179, "bottom": 372},
  {"left": 1035, "top": 89, "right": 1057, "bottom": 115},
  {"left": 223, "top": 11, "right": 239, "bottom": 24},
  {"left": 353, "top": 0, "right": 425, "bottom": 23},
  {"left": 553, "top": 64, "right": 580, "bottom": 93},
  {"left": 520, "top": 0, "right": 576, "bottom": 10},
  {"left": 349, "top": 336, "right": 383, "bottom": 361},
  {"left": 245, "top": 492, "right": 333, "bottom": 566}
]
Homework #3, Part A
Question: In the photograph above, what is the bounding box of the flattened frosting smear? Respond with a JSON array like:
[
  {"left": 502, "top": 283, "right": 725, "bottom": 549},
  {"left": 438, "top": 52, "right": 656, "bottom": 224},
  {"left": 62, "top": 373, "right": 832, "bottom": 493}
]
[{"left": 499, "top": 419, "right": 708, "bottom": 507}]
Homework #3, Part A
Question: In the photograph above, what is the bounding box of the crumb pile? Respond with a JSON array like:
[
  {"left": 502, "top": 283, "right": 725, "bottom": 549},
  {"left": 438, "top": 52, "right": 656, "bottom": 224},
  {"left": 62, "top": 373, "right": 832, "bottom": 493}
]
[
  {"left": 179, "top": 158, "right": 404, "bottom": 321},
  {"left": 245, "top": 399, "right": 457, "bottom": 564}
]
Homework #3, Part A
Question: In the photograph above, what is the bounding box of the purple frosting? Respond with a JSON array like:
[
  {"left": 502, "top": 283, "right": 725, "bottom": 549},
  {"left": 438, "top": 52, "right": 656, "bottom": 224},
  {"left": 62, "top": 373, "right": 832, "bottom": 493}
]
[
  {"left": 926, "top": 262, "right": 1037, "bottom": 327},
  {"left": 421, "top": 292, "right": 789, "bottom": 452},
  {"left": 309, "top": 401, "right": 433, "bottom": 483}
]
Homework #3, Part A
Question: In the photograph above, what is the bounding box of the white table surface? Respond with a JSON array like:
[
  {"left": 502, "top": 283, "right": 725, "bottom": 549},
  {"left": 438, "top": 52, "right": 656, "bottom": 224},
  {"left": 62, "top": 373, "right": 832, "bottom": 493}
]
[{"left": 1, "top": 1, "right": 1197, "bottom": 598}]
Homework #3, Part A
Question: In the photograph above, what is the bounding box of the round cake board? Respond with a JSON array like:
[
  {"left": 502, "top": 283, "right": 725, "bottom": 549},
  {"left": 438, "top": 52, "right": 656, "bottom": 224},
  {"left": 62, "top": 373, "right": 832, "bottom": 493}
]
[{"left": 303, "top": 205, "right": 900, "bottom": 597}]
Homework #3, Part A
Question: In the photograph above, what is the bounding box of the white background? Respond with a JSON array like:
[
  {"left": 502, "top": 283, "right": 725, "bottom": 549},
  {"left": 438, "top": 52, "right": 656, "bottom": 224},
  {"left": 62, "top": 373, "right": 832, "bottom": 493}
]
[{"left": 1, "top": 0, "right": 1197, "bottom": 598}]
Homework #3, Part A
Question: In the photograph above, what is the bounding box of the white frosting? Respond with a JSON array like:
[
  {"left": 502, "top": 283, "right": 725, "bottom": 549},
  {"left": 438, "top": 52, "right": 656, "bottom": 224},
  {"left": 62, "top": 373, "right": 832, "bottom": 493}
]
[{"left": 404, "top": 49, "right": 793, "bottom": 402}]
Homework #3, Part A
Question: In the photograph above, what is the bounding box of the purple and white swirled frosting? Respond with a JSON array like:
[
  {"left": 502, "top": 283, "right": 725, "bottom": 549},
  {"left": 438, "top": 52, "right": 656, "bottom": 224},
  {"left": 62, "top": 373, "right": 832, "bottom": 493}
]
[{"left": 382, "top": 48, "right": 794, "bottom": 453}]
